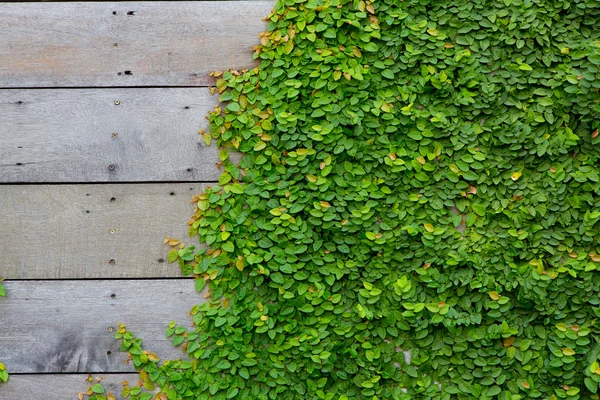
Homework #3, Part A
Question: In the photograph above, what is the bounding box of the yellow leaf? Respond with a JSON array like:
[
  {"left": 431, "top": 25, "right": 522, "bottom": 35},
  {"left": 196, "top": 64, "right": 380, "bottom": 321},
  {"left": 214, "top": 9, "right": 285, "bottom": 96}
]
[
  {"left": 521, "top": 382, "right": 530, "bottom": 389},
  {"left": 254, "top": 141, "right": 267, "bottom": 151},
  {"left": 169, "top": 239, "right": 180, "bottom": 246},
  {"left": 416, "top": 156, "right": 426, "bottom": 165},
  {"left": 562, "top": 348, "right": 576, "bottom": 356},
  {"left": 320, "top": 201, "right": 331, "bottom": 209},
  {"left": 427, "top": 28, "right": 439, "bottom": 36},
  {"left": 488, "top": 291, "right": 501, "bottom": 301},
  {"left": 258, "top": 302, "right": 264, "bottom": 312},
  {"left": 260, "top": 315, "right": 269, "bottom": 321},
  {"left": 146, "top": 352, "right": 159, "bottom": 362},
  {"left": 366, "top": 3, "right": 375, "bottom": 14},
  {"left": 511, "top": 171, "right": 522, "bottom": 181},
  {"left": 590, "top": 253, "right": 600, "bottom": 262},
  {"left": 423, "top": 223, "right": 435, "bottom": 233},
  {"left": 556, "top": 323, "right": 568, "bottom": 332},
  {"left": 235, "top": 259, "right": 244, "bottom": 272}
]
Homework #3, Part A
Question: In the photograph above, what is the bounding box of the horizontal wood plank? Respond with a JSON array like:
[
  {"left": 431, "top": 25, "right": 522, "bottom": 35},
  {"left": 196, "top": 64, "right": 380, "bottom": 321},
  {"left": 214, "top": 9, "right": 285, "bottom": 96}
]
[
  {"left": 0, "top": 1, "right": 272, "bottom": 87},
  {"left": 0, "top": 280, "right": 202, "bottom": 373},
  {"left": 0, "top": 88, "right": 226, "bottom": 182},
  {"left": 0, "top": 184, "right": 204, "bottom": 279},
  {"left": 0, "top": 374, "right": 139, "bottom": 400}
]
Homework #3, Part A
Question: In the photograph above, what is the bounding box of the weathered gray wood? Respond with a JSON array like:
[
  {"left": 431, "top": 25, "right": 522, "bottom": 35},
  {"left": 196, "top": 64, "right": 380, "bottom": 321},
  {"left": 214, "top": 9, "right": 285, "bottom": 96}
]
[
  {"left": 0, "top": 184, "right": 206, "bottom": 279},
  {"left": 0, "top": 88, "right": 227, "bottom": 182},
  {"left": 0, "top": 2, "right": 272, "bottom": 87},
  {"left": 0, "top": 374, "right": 139, "bottom": 400},
  {"left": 0, "top": 280, "right": 203, "bottom": 373}
]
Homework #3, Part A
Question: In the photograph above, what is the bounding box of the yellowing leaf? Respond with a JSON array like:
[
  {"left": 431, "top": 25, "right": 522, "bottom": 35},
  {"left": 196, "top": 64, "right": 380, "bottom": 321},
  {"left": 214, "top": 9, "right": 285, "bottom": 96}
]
[
  {"left": 562, "top": 348, "right": 576, "bottom": 356},
  {"left": 556, "top": 323, "right": 568, "bottom": 332},
  {"left": 423, "top": 223, "right": 435, "bottom": 233},
  {"left": 427, "top": 28, "right": 439, "bottom": 36},
  {"left": 254, "top": 141, "right": 267, "bottom": 151},
  {"left": 511, "top": 171, "right": 522, "bottom": 181},
  {"left": 235, "top": 259, "right": 244, "bottom": 271},
  {"left": 521, "top": 382, "right": 530, "bottom": 389},
  {"left": 488, "top": 291, "right": 501, "bottom": 301}
]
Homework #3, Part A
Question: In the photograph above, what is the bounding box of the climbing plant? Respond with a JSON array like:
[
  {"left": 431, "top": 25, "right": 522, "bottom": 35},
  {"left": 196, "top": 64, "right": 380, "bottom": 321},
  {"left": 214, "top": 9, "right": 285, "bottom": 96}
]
[{"left": 88, "top": 0, "right": 600, "bottom": 399}]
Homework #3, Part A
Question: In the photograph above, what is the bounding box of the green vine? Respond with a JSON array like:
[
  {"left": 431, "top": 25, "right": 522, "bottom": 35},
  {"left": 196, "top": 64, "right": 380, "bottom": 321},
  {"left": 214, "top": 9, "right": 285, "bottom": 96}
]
[{"left": 89, "top": 0, "right": 600, "bottom": 399}]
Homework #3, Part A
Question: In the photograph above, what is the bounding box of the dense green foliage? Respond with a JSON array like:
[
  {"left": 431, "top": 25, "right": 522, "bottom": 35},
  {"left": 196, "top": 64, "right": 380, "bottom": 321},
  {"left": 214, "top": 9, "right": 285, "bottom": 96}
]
[{"left": 90, "top": 0, "right": 600, "bottom": 399}]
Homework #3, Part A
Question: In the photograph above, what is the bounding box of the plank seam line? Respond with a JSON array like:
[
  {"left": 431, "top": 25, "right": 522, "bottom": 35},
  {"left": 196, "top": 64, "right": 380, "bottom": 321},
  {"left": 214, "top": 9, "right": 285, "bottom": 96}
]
[
  {"left": 0, "top": 181, "right": 220, "bottom": 186},
  {"left": 0, "top": 85, "right": 218, "bottom": 90},
  {"left": 3, "top": 277, "right": 194, "bottom": 282},
  {"left": 6, "top": 372, "right": 140, "bottom": 376}
]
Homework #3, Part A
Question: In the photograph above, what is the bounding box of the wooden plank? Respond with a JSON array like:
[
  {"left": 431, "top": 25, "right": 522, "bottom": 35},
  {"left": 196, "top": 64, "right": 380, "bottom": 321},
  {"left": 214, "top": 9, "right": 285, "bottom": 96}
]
[
  {"left": 0, "top": 374, "right": 138, "bottom": 400},
  {"left": 0, "top": 88, "right": 226, "bottom": 182},
  {"left": 0, "top": 184, "right": 205, "bottom": 279},
  {"left": 0, "top": 1, "right": 272, "bottom": 87},
  {"left": 0, "top": 280, "right": 203, "bottom": 373}
]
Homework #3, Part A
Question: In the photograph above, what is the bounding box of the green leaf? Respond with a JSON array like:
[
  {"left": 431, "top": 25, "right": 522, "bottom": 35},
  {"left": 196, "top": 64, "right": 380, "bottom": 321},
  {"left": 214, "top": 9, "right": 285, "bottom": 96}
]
[{"left": 92, "top": 384, "right": 105, "bottom": 394}]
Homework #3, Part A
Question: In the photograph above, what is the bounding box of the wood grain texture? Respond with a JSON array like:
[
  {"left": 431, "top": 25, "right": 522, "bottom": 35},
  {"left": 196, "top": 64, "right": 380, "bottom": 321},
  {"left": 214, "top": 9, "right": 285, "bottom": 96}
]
[
  {"left": 0, "top": 1, "right": 272, "bottom": 87},
  {"left": 0, "top": 280, "right": 202, "bottom": 373},
  {"left": 0, "top": 374, "right": 139, "bottom": 400},
  {"left": 0, "top": 183, "right": 205, "bottom": 279},
  {"left": 0, "top": 88, "right": 227, "bottom": 182}
]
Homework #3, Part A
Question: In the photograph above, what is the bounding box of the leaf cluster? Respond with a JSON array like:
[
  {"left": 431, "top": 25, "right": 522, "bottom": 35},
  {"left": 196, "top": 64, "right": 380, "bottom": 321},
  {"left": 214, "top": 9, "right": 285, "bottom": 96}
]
[{"left": 89, "top": 0, "right": 600, "bottom": 399}]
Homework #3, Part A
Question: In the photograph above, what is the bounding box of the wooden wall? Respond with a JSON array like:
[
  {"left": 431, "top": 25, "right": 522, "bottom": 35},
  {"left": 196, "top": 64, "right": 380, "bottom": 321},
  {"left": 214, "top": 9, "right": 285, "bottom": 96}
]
[{"left": 0, "top": 2, "right": 272, "bottom": 398}]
